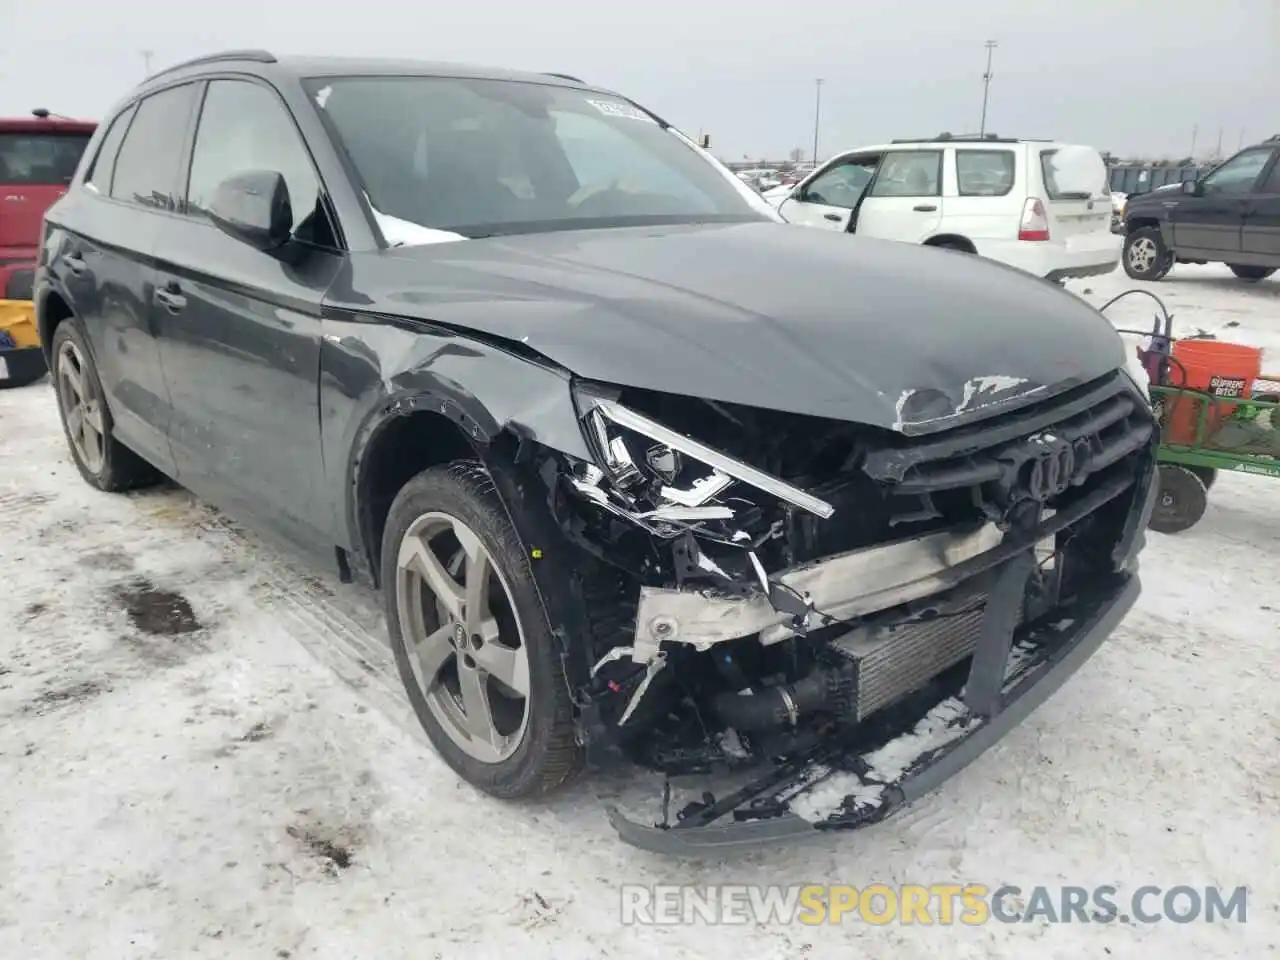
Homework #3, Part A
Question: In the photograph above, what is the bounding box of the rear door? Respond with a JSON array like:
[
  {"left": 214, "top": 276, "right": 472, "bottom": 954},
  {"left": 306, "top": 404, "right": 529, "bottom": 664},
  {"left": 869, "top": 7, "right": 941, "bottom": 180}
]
[
  {"left": 946, "top": 146, "right": 1019, "bottom": 245},
  {"left": 1035, "top": 145, "right": 1112, "bottom": 243},
  {"left": 852, "top": 149, "right": 944, "bottom": 242},
  {"left": 1168, "top": 146, "right": 1274, "bottom": 255},
  {"left": 777, "top": 152, "right": 878, "bottom": 231},
  {"left": 1239, "top": 151, "right": 1280, "bottom": 261},
  {"left": 153, "top": 76, "right": 344, "bottom": 551},
  {"left": 45, "top": 83, "right": 200, "bottom": 476},
  {"left": 0, "top": 123, "right": 94, "bottom": 263}
]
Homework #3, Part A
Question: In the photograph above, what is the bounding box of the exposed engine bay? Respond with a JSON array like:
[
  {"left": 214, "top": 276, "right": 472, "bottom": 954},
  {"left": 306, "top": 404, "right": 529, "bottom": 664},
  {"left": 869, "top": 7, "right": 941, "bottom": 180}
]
[{"left": 525, "top": 371, "right": 1155, "bottom": 820}]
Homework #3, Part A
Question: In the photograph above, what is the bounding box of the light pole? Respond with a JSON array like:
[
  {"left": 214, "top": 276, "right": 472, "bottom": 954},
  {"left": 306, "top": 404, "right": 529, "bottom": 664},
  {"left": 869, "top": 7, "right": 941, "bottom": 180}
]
[
  {"left": 141, "top": 50, "right": 153, "bottom": 76},
  {"left": 812, "top": 79, "right": 824, "bottom": 163},
  {"left": 978, "top": 40, "right": 997, "bottom": 137}
]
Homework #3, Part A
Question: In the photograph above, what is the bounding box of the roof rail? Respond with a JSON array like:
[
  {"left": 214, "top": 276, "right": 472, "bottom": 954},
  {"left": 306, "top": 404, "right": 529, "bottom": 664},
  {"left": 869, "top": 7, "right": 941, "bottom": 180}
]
[
  {"left": 890, "top": 132, "right": 1056, "bottom": 144},
  {"left": 542, "top": 72, "right": 585, "bottom": 84},
  {"left": 146, "top": 49, "right": 277, "bottom": 81}
]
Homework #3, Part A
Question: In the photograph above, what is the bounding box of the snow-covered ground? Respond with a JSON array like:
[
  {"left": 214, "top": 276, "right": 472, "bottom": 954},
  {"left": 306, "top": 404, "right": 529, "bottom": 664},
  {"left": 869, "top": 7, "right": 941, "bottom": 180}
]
[{"left": 1, "top": 264, "right": 1276, "bottom": 959}]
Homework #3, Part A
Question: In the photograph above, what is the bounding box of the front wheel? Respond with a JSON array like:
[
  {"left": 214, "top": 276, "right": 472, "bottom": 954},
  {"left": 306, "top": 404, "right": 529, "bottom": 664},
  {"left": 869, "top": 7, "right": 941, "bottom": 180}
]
[
  {"left": 1227, "top": 264, "right": 1276, "bottom": 282},
  {"left": 381, "top": 461, "right": 582, "bottom": 799},
  {"left": 1123, "top": 227, "right": 1173, "bottom": 281}
]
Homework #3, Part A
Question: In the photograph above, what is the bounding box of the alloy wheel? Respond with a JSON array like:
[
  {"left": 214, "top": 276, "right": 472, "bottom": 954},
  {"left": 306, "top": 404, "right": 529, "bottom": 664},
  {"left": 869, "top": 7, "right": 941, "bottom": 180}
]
[
  {"left": 1128, "top": 236, "right": 1159, "bottom": 273},
  {"left": 56, "top": 339, "right": 105, "bottom": 474},
  {"left": 394, "top": 511, "right": 531, "bottom": 763}
]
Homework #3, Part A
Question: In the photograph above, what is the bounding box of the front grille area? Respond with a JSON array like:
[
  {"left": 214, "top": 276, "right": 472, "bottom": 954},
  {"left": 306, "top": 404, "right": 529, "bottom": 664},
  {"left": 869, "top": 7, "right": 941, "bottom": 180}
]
[
  {"left": 830, "top": 605, "right": 987, "bottom": 721},
  {"left": 862, "top": 373, "right": 1154, "bottom": 528}
]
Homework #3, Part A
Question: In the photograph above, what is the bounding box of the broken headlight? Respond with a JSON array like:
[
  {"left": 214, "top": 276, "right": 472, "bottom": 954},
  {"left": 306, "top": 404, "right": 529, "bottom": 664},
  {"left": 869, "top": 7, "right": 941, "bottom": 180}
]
[{"left": 569, "top": 383, "right": 834, "bottom": 541}]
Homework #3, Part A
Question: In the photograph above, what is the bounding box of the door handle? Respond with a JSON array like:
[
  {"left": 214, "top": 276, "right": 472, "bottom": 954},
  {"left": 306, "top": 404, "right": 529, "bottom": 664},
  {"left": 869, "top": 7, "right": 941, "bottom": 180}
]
[
  {"left": 62, "top": 254, "right": 86, "bottom": 275},
  {"left": 823, "top": 213, "right": 842, "bottom": 222},
  {"left": 913, "top": 204, "right": 938, "bottom": 212},
  {"left": 155, "top": 286, "right": 187, "bottom": 314}
]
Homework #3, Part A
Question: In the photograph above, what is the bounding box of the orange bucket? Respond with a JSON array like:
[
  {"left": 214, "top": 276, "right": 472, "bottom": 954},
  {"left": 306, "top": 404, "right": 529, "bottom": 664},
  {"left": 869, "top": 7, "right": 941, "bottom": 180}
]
[{"left": 1165, "top": 339, "right": 1263, "bottom": 444}]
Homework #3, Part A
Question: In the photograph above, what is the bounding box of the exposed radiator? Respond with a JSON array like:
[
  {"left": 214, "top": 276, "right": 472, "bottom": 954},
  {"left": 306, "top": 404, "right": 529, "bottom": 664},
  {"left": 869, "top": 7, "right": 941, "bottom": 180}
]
[{"left": 829, "top": 606, "right": 987, "bottom": 721}]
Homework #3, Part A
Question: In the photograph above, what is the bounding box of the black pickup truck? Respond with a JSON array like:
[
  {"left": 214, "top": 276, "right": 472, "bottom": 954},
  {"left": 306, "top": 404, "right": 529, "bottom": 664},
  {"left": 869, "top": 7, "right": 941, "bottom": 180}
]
[{"left": 1122, "top": 135, "right": 1280, "bottom": 282}]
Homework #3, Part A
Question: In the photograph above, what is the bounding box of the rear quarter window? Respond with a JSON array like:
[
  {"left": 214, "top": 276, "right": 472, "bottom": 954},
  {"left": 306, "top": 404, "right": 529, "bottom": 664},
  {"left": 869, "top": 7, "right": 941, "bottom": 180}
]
[
  {"left": 84, "top": 105, "right": 137, "bottom": 195},
  {"left": 955, "top": 150, "right": 1015, "bottom": 196}
]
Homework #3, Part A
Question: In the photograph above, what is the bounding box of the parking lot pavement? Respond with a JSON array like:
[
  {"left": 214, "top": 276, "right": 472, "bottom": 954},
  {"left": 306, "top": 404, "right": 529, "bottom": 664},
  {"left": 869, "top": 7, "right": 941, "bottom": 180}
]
[{"left": 1, "top": 265, "right": 1276, "bottom": 960}]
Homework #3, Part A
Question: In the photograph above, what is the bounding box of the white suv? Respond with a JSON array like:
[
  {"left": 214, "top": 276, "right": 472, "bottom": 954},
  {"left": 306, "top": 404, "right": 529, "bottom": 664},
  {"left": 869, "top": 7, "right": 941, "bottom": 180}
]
[{"left": 768, "top": 135, "right": 1121, "bottom": 282}]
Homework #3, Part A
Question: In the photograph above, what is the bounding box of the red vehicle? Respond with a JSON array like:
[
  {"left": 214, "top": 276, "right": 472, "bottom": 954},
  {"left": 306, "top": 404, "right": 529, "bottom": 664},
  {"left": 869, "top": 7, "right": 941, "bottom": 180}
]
[{"left": 0, "top": 109, "right": 96, "bottom": 386}]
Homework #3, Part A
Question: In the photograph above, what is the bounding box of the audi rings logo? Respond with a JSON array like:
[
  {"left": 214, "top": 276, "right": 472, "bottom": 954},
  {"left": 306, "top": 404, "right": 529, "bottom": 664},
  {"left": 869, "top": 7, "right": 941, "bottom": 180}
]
[{"left": 1024, "top": 439, "right": 1083, "bottom": 501}]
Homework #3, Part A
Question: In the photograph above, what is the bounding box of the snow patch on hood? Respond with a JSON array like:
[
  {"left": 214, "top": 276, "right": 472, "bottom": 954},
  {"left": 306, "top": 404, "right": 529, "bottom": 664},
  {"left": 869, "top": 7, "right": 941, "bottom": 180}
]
[{"left": 368, "top": 202, "right": 466, "bottom": 248}]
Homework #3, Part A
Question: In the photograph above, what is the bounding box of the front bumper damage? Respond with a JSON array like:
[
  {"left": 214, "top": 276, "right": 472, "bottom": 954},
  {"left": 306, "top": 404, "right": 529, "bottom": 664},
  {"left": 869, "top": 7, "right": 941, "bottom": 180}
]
[
  {"left": 606, "top": 572, "right": 1140, "bottom": 855},
  {"left": 540, "top": 372, "right": 1157, "bottom": 853}
]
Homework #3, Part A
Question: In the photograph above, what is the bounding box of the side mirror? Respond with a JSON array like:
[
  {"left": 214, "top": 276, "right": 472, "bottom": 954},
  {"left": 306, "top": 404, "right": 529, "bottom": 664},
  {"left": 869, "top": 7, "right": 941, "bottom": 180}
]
[
  {"left": 1181, "top": 179, "right": 1200, "bottom": 196},
  {"left": 208, "top": 169, "right": 293, "bottom": 251}
]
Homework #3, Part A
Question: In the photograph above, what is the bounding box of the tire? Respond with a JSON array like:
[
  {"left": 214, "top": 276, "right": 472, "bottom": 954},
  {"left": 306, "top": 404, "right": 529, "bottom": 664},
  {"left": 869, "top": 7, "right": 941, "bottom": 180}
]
[
  {"left": 50, "top": 319, "right": 160, "bottom": 492},
  {"left": 1147, "top": 464, "right": 1208, "bottom": 534},
  {"left": 1187, "top": 466, "right": 1217, "bottom": 491},
  {"left": 1123, "top": 227, "right": 1173, "bottom": 281},
  {"left": 381, "top": 460, "right": 582, "bottom": 799},
  {"left": 1227, "top": 264, "right": 1276, "bottom": 282}
]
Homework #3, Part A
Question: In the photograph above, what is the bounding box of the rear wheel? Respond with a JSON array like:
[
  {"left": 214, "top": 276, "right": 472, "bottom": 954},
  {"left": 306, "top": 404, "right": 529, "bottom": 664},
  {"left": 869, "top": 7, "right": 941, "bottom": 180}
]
[
  {"left": 50, "top": 319, "right": 160, "bottom": 492},
  {"left": 1123, "top": 227, "right": 1173, "bottom": 281},
  {"left": 381, "top": 461, "right": 582, "bottom": 799},
  {"left": 1227, "top": 264, "right": 1276, "bottom": 282},
  {"left": 1148, "top": 464, "right": 1208, "bottom": 534}
]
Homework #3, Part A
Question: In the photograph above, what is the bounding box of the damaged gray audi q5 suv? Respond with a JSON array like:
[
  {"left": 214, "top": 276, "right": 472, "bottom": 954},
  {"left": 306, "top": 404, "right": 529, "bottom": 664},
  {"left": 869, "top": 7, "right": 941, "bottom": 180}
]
[{"left": 36, "top": 51, "right": 1157, "bottom": 853}]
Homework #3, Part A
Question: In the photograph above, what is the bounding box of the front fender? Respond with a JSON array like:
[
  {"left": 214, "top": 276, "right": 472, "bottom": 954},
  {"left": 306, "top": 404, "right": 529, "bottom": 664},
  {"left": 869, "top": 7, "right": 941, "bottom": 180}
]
[{"left": 319, "top": 308, "right": 593, "bottom": 571}]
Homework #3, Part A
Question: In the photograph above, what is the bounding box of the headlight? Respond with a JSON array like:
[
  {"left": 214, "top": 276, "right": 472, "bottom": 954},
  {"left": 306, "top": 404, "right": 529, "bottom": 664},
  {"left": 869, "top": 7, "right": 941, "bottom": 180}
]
[{"left": 571, "top": 383, "right": 834, "bottom": 523}]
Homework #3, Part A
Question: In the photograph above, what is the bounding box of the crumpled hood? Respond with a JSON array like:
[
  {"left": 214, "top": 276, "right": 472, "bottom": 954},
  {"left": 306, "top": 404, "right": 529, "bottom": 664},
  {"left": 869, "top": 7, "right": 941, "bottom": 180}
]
[{"left": 349, "top": 221, "right": 1127, "bottom": 434}]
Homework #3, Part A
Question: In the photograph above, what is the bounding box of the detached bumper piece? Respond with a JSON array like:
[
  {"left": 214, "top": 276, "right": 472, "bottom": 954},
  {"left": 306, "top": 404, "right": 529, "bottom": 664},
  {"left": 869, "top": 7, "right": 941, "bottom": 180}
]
[{"left": 606, "top": 573, "right": 1139, "bottom": 855}]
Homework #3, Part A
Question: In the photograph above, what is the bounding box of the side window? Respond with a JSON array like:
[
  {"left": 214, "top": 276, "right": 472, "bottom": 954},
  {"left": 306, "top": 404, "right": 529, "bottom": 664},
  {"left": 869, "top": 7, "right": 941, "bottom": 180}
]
[
  {"left": 85, "top": 104, "right": 137, "bottom": 195},
  {"left": 802, "top": 158, "right": 876, "bottom": 208},
  {"left": 956, "top": 150, "right": 1015, "bottom": 197},
  {"left": 186, "top": 79, "right": 330, "bottom": 244},
  {"left": 111, "top": 83, "right": 198, "bottom": 211},
  {"left": 1260, "top": 157, "right": 1280, "bottom": 194},
  {"left": 870, "top": 151, "right": 942, "bottom": 198},
  {"left": 1202, "top": 149, "right": 1272, "bottom": 195}
]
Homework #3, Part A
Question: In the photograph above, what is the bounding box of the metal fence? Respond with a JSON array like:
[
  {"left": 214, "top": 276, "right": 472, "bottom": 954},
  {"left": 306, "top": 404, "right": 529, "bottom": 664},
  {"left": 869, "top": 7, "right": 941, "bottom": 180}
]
[{"left": 1108, "top": 164, "right": 1205, "bottom": 196}]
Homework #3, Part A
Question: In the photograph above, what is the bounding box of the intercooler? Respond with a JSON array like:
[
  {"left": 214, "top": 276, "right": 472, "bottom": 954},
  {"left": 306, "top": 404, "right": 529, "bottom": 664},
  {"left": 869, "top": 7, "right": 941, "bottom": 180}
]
[{"left": 828, "top": 605, "right": 987, "bottom": 721}]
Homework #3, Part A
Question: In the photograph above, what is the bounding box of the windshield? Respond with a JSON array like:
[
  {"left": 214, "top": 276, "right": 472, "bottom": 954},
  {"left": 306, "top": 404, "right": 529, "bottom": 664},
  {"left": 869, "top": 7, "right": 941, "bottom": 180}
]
[
  {"left": 0, "top": 131, "right": 92, "bottom": 185},
  {"left": 306, "top": 76, "right": 773, "bottom": 242}
]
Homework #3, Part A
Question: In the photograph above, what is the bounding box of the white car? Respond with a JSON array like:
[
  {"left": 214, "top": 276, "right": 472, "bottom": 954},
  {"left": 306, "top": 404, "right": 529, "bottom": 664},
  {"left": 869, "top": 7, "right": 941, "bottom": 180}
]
[{"left": 772, "top": 135, "right": 1122, "bottom": 282}]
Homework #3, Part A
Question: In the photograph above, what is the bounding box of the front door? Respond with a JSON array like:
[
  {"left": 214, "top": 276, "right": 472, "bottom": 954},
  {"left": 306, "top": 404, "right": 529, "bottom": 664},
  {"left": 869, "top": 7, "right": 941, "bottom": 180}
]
[
  {"left": 1171, "top": 146, "right": 1274, "bottom": 255},
  {"left": 777, "top": 153, "right": 878, "bottom": 231},
  {"left": 853, "top": 149, "right": 945, "bottom": 242},
  {"left": 154, "top": 77, "right": 345, "bottom": 551}
]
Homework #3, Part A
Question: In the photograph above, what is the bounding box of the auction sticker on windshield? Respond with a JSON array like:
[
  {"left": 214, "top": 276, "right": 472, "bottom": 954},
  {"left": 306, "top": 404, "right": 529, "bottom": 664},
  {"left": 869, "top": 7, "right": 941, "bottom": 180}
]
[{"left": 586, "top": 99, "right": 657, "bottom": 123}]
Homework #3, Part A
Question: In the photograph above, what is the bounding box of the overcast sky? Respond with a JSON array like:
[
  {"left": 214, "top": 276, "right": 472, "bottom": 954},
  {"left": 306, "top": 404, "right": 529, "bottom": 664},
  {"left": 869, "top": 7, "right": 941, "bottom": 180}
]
[{"left": 4, "top": 0, "right": 1276, "bottom": 161}]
